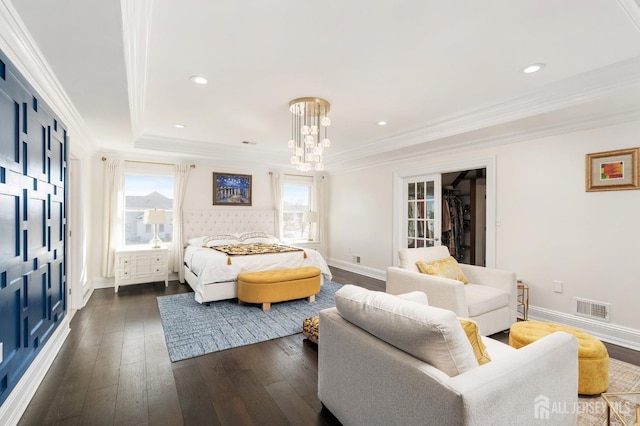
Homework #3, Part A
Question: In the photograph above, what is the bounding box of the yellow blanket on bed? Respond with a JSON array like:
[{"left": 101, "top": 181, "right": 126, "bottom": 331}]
[{"left": 211, "top": 243, "right": 304, "bottom": 256}]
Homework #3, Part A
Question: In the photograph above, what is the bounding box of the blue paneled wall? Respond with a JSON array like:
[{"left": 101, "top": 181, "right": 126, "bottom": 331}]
[{"left": 0, "top": 48, "right": 67, "bottom": 406}]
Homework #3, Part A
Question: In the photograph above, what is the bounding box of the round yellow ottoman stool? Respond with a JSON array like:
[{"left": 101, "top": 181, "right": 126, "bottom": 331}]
[{"left": 509, "top": 320, "right": 609, "bottom": 395}]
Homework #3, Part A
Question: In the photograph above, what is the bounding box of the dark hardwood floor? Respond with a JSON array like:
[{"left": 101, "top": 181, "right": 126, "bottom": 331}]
[{"left": 17, "top": 267, "right": 639, "bottom": 425}]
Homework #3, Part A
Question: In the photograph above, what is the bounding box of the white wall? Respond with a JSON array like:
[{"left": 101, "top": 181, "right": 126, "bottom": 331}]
[
  {"left": 89, "top": 155, "right": 106, "bottom": 286},
  {"left": 183, "top": 163, "right": 273, "bottom": 209},
  {"left": 88, "top": 158, "right": 276, "bottom": 284},
  {"left": 328, "top": 165, "right": 394, "bottom": 271},
  {"left": 84, "top": 121, "right": 640, "bottom": 345},
  {"left": 496, "top": 123, "right": 640, "bottom": 330},
  {"left": 327, "top": 120, "right": 640, "bottom": 335}
]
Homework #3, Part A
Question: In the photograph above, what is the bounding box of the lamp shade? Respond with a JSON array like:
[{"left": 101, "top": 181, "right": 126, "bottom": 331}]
[
  {"left": 143, "top": 209, "right": 166, "bottom": 225},
  {"left": 302, "top": 211, "right": 318, "bottom": 223}
]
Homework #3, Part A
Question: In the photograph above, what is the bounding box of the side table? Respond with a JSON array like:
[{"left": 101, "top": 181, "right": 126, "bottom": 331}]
[
  {"left": 517, "top": 280, "right": 529, "bottom": 320},
  {"left": 114, "top": 246, "right": 169, "bottom": 293},
  {"left": 601, "top": 392, "right": 640, "bottom": 425}
]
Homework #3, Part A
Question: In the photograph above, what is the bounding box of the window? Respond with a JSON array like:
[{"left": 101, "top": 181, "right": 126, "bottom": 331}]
[
  {"left": 406, "top": 178, "right": 437, "bottom": 249},
  {"left": 124, "top": 174, "right": 174, "bottom": 245},
  {"left": 282, "top": 180, "right": 313, "bottom": 241}
]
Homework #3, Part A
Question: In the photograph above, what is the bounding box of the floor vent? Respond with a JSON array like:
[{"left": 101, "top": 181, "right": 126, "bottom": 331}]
[{"left": 574, "top": 297, "right": 610, "bottom": 322}]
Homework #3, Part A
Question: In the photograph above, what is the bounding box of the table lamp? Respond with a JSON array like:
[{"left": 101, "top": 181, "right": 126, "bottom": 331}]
[
  {"left": 302, "top": 210, "right": 318, "bottom": 241},
  {"left": 143, "top": 209, "right": 166, "bottom": 248}
]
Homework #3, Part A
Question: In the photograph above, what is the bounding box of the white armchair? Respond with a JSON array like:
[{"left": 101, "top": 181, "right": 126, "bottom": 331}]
[{"left": 386, "top": 246, "right": 517, "bottom": 335}]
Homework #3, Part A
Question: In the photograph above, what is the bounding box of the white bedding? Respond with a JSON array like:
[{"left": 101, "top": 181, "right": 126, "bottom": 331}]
[
  {"left": 184, "top": 243, "right": 332, "bottom": 287},
  {"left": 181, "top": 212, "right": 328, "bottom": 303}
]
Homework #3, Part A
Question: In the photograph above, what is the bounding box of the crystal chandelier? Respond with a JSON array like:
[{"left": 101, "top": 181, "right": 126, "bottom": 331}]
[{"left": 288, "top": 97, "right": 331, "bottom": 172}]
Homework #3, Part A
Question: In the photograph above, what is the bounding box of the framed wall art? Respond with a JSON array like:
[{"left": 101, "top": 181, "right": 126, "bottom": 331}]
[
  {"left": 585, "top": 147, "right": 640, "bottom": 192},
  {"left": 213, "top": 173, "right": 252, "bottom": 205}
]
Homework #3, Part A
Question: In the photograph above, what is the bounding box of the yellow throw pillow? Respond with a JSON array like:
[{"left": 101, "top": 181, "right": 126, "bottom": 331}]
[
  {"left": 459, "top": 319, "right": 491, "bottom": 365},
  {"left": 416, "top": 256, "right": 469, "bottom": 284}
]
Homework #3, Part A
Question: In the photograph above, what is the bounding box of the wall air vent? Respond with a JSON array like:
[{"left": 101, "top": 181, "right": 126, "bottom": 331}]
[{"left": 574, "top": 297, "right": 610, "bottom": 322}]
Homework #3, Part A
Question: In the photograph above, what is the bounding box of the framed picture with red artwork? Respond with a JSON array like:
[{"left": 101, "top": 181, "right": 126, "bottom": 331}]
[{"left": 585, "top": 148, "right": 640, "bottom": 192}]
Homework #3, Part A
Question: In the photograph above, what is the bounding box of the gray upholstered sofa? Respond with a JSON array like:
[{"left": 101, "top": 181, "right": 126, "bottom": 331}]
[{"left": 318, "top": 285, "right": 579, "bottom": 426}]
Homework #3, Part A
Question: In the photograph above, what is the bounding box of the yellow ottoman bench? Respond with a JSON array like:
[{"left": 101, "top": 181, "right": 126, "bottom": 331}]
[
  {"left": 509, "top": 320, "right": 609, "bottom": 395},
  {"left": 237, "top": 266, "right": 321, "bottom": 311}
]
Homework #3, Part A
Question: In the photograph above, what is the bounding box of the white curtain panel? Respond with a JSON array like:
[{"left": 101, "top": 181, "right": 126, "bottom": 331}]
[
  {"left": 316, "top": 175, "right": 328, "bottom": 257},
  {"left": 101, "top": 159, "right": 124, "bottom": 277},
  {"left": 271, "top": 171, "right": 282, "bottom": 239},
  {"left": 172, "top": 164, "right": 191, "bottom": 282}
]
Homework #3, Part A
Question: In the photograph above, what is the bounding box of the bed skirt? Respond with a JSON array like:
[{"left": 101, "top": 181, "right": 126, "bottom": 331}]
[{"left": 183, "top": 265, "right": 325, "bottom": 304}]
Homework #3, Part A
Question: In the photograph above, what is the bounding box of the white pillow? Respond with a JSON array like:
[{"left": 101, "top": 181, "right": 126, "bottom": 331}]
[
  {"left": 205, "top": 239, "right": 241, "bottom": 247},
  {"left": 241, "top": 235, "right": 280, "bottom": 244},
  {"left": 187, "top": 236, "right": 207, "bottom": 247},
  {"left": 398, "top": 246, "right": 450, "bottom": 272},
  {"left": 238, "top": 231, "right": 270, "bottom": 241},
  {"left": 203, "top": 234, "right": 238, "bottom": 243},
  {"left": 334, "top": 284, "right": 477, "bottom": 377},
  {"left": 397, "top": 291, "right": 429, "bottom": 305}
]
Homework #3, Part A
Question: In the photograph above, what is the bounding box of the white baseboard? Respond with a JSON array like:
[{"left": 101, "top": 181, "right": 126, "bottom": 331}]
[
  {"left": 92, "top": 277, "right": 114, "bottom": 289},
  {"left": 0, "top": 316, "right": 71, "bottom": 426},
  {"left": 92, "top": 272, "right": 179, "bottom": 290},
  {"left": 327, "top": 258, "right": 386, "bottom": 282},
  {"left": 82, "top": 285, "right": 94, "bottom": 306},
  {"left": 528, "top": 305, "right": 640, "bottom": 351},
  {"left": 325, "top": 262, "right": 640, "bottom": 351}
]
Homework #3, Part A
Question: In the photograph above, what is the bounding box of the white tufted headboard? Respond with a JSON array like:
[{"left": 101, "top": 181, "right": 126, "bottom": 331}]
[{"left": 182, "top": 209, "right": 276, "bottom": 245}]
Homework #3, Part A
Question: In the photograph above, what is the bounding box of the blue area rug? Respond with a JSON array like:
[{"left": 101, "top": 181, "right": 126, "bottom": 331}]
[{"left": 157, "top": 280, "right": 341, "bottom": 362}]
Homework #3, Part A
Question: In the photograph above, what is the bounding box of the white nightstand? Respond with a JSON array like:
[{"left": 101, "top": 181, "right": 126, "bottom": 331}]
[
  {"left": 114, "top": 246, "right": 169, "bottom": 293},
  {"left": 290, "top": 241, "right": 321, "bottom": 251}
]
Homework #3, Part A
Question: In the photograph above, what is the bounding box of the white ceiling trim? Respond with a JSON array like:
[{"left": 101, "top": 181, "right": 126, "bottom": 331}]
[
  {"left": 135, "top": 134, "right": 288, "bottom": 167},
  {"left": 332, "top": 108, "right": 640, "bottom": 173},
  {"left": 131, "top": 54, "right": 640, "bottom": 171},
  {"left": 131, "top": 54, "right": 640, "bottom": 170},
  {"left": 432, "top": 108, "right": 640, "bottom": 158},
  {"left": 617, "top": 0, "right": 640, "bottom": 32},
  {"left": 121, "top": 0, "right": 153, "bottom": 140},
  {"left": 0, "top": 0, "right": 98, "bottom": 153},
  {"left": 120, "top": 1, "right": 640, "bottom": 168},
  {"left": 327, "top": 55, "right": 640, "bottom": 166}
]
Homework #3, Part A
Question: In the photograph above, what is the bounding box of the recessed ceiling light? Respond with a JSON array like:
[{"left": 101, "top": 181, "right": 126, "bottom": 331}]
[
  {"left": 523, "top": 63, "right": 545, "bottom": 74},
  {"left": 377, "top": 121, "right": 388, "bottom": 126},
  {"left": 174, "top": 124, "right": 185, "bottom": 129},
  {"left": 190, "top": 75, "right": 208, "bottom": 85}
]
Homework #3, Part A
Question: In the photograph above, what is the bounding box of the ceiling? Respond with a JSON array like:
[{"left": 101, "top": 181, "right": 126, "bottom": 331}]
[{"left": 9, "top": 0, "right": 640, "bottom": 171}]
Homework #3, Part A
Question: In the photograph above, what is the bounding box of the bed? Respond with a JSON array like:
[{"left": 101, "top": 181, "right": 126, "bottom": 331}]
[{"left": 181, "top": 209, "right": 332, "bottom": 304}]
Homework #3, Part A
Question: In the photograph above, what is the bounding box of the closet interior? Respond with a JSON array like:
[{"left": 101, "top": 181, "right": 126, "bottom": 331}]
[{"left": 441, "top": 169, "right": 486, "bottom": 266}]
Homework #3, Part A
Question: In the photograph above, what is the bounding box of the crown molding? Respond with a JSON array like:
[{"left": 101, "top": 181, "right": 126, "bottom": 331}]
[
  {"left": 329, "top": 107, "right": 640, "bottom": 173},
  {"left": 0, "top": 0, "right": 98, "bottom": 154},
  {"left": 139, "top": 54, "right": 640, "bottom": 172},
  {"left": 617, "top": 0, "right": 640, "bottom": 32},
  {"left": 121, "top": 0, "right": 153, "bottom": 140},
  {"left": 135, "top": 133, "right": 290, "bottom": 168},
  {"left": 327, "top": 55, "right": 640, "bottom": 167}
]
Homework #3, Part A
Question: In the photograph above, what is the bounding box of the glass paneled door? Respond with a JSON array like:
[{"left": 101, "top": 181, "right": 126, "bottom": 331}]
[{"left": 403, "top": 174, "right": 441, "bottom": 248}]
